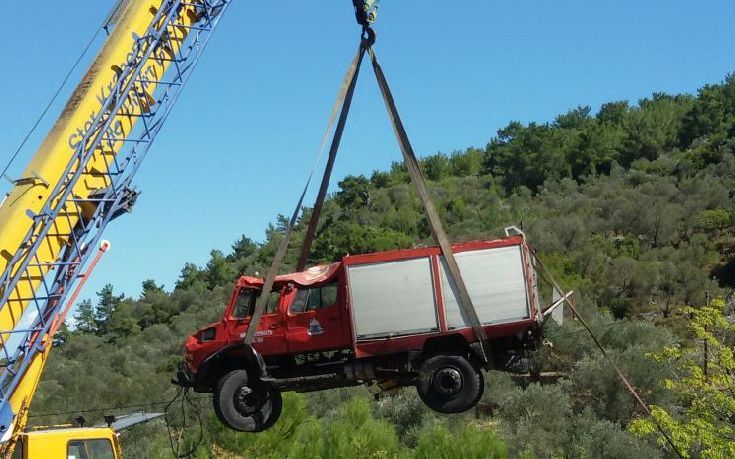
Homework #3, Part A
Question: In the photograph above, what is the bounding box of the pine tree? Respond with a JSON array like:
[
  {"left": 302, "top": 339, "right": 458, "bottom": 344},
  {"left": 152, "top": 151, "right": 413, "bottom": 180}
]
[
  {"left": 141, "top": 279, "right": 164, "bottom": 297},
  {"left": 73, "top": 298, "right": 96, "bottom": 334},
  {"left": 94, "top": 284, "right": 123, "bottom": 335}
]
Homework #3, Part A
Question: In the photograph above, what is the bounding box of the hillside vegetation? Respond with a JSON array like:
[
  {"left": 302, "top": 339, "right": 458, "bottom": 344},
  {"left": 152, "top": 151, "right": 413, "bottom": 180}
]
[{"left": 33, "top": 75, "right": 735, "bottom": 458}]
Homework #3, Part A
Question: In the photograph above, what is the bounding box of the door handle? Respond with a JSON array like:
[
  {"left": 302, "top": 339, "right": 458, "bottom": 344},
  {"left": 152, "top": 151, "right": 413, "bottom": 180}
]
[{"left": 269, "top": 323, "right": 281, "bottom": 330}]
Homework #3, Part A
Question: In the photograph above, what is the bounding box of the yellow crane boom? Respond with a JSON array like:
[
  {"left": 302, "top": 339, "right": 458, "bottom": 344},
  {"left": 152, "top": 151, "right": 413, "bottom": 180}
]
[{"left": 0, "top": 0, "right": 233, "bottom": 455}]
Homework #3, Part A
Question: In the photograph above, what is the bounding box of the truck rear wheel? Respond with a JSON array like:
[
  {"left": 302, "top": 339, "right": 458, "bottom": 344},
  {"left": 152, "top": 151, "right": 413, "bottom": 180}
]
[
  {"left": 415, "top": 355, "right": 484, "bottom": 414},
  {"left": 213, "top": 369, "right": 282, "bottom": 432}
]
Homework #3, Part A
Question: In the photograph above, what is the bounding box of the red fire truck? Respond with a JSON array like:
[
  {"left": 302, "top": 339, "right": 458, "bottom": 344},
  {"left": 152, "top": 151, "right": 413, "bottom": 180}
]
[{"left": 178, "top": 234, "right": 564, "bottom": 432}]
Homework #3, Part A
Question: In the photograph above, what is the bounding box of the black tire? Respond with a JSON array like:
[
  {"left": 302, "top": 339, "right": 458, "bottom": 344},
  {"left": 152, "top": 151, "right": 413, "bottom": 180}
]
[
  {"left": 415, "top": 354, "right": 484, "bottom": 414},
  {"left": 213, "top": 369, "right": 283, "bottom": 432}
]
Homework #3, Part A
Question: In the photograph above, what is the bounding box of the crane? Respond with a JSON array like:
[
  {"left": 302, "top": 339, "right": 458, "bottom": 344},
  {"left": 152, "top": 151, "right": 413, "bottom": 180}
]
[{"left": 0, "top": 0, "right": 235, "bottom": 455}]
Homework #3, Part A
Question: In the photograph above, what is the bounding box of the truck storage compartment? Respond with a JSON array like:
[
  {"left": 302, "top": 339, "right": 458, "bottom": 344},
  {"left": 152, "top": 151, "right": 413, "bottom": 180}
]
[
  {"left": 346, "top": 241, "right": 532, "bottom": 341},
  {"left": 347, "top": 257, "right": 439, "bottom": 339},
  {"left": 439, "top": 245, "right": 530, "bottom": 329}
]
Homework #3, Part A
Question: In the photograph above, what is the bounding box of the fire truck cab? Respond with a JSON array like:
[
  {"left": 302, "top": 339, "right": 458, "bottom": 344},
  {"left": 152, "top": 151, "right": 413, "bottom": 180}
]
[{"left": 224, "top": 263, "right": 350, "bottom": 357}]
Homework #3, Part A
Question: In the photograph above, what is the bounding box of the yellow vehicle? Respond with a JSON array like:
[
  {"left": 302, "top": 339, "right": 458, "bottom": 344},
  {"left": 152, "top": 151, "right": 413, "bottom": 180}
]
[
  {"left": 10, "top": 412, "right": 162, "bottom": 459},
  {"left": 12, "top": 427, "right": 122, "bottom": 459}
]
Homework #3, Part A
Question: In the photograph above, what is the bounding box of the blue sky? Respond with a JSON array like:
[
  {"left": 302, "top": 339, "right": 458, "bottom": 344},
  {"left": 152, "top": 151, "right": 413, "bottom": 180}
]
[{"left": 1, "top": 1, "right": 734, "bottom": 304}]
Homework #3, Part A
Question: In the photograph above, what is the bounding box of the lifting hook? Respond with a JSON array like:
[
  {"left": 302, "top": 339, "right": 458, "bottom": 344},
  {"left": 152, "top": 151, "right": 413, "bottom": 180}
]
[
  {"left": 361, "top": 25, "right": 376, "bottom": 47},
  {"left": 353, "top": 0, "right": 378, "bottom": 46}
]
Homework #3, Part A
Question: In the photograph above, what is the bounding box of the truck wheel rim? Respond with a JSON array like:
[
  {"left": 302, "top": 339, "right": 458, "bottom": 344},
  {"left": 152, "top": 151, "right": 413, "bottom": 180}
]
[
  {"left": 234, "top": 385, "right": 264, "bottom": 416},
  {"left": 432, "top": 367, "right": 463, "bottom": 395}
]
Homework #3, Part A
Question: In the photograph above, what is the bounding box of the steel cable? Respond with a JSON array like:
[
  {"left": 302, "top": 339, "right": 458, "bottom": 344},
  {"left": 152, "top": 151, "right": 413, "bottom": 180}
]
[{"left": 1, "top": 23, "right": 105, "bottom": 181}]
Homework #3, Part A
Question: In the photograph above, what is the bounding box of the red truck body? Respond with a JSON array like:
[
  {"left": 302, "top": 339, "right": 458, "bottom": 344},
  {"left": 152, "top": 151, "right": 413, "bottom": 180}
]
[{"left": 180, "top": 234, "right": 552, "bottom": 431}]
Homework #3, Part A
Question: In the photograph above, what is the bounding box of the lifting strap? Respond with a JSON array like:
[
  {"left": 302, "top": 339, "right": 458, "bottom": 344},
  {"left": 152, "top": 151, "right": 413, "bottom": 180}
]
[
  {"left": 297, "top": 44, "right": 367, "bottom": 271},
  {"left": 367, "top": 48, "right": 490, "bottom": 362},
  {"left": 244, "top": 43, "right": 366, "bottom": 344}
]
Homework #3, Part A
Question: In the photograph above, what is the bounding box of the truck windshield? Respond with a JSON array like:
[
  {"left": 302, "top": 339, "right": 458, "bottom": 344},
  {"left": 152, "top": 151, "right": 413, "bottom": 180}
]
[
  {"left": 233, "top": 288, "right": 280, "bottom": 318},
  {"left": 67, "top": 439, "right": 115, "bottom": 459}
]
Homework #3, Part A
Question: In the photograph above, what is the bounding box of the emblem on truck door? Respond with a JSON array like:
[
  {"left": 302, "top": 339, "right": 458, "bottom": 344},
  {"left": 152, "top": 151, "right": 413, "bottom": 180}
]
[{"left": 308, "top": 319, "right": 324, "bottom": 336}]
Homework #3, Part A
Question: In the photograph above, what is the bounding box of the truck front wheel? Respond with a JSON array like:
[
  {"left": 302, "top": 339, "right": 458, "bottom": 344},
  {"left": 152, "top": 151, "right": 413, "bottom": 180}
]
[
  {"left": 213, "top": 369, "right": 282, "bottom": 432},
  {"left": 415, "top": 355, "right": 484, "bottom": 414}
]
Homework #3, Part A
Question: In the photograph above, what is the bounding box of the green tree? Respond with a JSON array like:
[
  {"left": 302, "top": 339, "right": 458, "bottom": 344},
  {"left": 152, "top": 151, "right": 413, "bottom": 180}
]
[
  {"left": 228, "top": 235, "right": 258, "bottom": 262},
  {"left": 621, "top": 93, "right": 690, "bottom": 166},
  {"left": 312, "top": 222, "right": 413, "bottom": 261},
  {"left": 323, "top": 397, "right": 402, "bottom": 458},
  {"left": 597, "top": 100, "right": 629, "bottom": 125},
  {"left": 94, "top": 284, "right": 124, "bottom": 335},
  {"left": 73, "top": 299, "right": 96, "bottom": 334},
  {"left": 204, "top": 250, "right": 237, "bottom": 289},
  {"left": 175, "top": 262, "right": 205, "bottom": 290},
  {"left": 449, "top": 148, "right": 483, "bottom": 176},
  {"left": 421, "top": 153, "right": 450, "bottom": 181},
  {"left": 336, "top": 175, "right": 371, "bottom": 210},
  {"left": 52, "top": 322, "right": 70, "bottom": 347},
  {"left": 107, "top": 301, "right": 141, "bottom": 339},
  {"left": 695, "top": 208, "right": 732, "bottom": 234},
  {"left": 554, "top": 105, "right": 592, "bottom": 130},
  {"left": 413, "top": 424, "right": 507, "bottom": 458},
  {"left": 678, "top": 74, "right": 735, "bottom": 152},
  {"left": 370, "top": 169, "right": 391, "bottom": 188},
  {"left": 630, "top": 300, "right": 735, "bottom": 458},
  {"left": 141, "top": 279, "right": 164, "bottom": 296}
]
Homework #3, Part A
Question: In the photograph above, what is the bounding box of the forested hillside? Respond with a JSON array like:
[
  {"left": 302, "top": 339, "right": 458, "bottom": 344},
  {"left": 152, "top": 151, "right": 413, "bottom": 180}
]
[{"left": 33, "top": 75, "right": 735, "bottom": 458}]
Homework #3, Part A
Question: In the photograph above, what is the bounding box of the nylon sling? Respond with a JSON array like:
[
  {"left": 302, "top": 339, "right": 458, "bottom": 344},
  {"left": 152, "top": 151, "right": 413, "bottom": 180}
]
[
  {"left": 296, "top": 44, "right": 367, "bottom": 271},
  {"left": 366, "top": 47, "right": 490, "bottom": 362},
  {"left": 244, "top": 43, "right": 367, "bottom": 345}
]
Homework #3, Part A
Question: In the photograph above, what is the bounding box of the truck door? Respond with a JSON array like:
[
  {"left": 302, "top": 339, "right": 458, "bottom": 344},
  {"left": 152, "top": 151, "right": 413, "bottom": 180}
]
[
  {"left": 285, "top": 282, "right": 349, "bottom": 353},
  {"left": 228, "top": 287, "right": 288, "bottom": 355}
]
